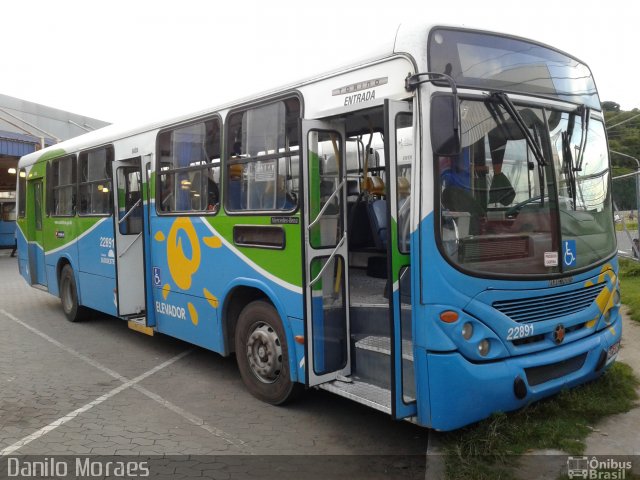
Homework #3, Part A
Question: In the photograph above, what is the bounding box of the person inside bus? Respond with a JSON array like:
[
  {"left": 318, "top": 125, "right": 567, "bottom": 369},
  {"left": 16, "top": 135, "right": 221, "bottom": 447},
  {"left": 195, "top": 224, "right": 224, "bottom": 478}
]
[
  {"left": 440, "top": 148, "right": 486, "bottom": 235},
  {"left": 487, "top": 133, "right": 516, "bottom": 207},
  {"left": 159, "top": 173, "right": 174, "bottom": 211},
  {"left": 228, "top": 141, "right": 244, "bottom": 210},
  {"left": 207, "top": 175, "right": 219, "bottom": 212}
]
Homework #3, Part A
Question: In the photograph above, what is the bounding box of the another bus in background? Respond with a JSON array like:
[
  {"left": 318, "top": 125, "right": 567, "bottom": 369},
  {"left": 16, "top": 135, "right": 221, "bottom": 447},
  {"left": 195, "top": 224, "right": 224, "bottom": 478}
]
[{"left": 0, "top": 192, "right": 17, "bottom": 254}]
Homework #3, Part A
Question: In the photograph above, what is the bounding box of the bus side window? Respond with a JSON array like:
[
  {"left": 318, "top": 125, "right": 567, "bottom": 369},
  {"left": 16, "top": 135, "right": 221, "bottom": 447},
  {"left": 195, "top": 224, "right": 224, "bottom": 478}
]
[
  {"left": 206, "top": 169, "right": 219, "bottom": 212},
  {"left": 158, "top": 164, "right": 173, "bottom": 212},
  {"left": 227, "top": 162, "right": 244, "bottom": 210},
  {"left": 78, "top": 146, "right": 113, "bottom": 216},
  {"left": 156, "top": 118, "right": 221, "bottom": 214},
  {"left": 49, "top": 155, "right": 77, "bottom": 216},
  {"left": 225, "top": 97, "right": 300, "bottom": 213}
]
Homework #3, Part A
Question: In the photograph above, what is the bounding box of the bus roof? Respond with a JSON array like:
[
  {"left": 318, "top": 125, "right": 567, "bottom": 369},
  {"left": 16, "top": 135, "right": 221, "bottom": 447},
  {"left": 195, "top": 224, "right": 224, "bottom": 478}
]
[
  {"left": 18, "top": 22, "right": 588, "bottom": 169},
  {"left": 18, "top": 24, "right": 429, "bottom": 169}
]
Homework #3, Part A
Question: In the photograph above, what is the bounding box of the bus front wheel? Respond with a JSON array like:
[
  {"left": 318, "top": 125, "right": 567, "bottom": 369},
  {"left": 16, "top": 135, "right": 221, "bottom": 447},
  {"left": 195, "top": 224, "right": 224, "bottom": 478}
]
[
  {"left": 234, "top": 300, "right": 300, "bottom": 405},
  {"left": 59, "top": 265, "right": 87, "bottom": 322}
]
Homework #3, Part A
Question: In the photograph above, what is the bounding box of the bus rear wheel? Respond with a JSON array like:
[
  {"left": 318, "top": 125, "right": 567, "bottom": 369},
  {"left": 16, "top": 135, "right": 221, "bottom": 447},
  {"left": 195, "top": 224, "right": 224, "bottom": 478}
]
[
  {"left": 59, "top": 265, "right": 87, "bottom": 322},
  {"left": 234, "top": 300, "right": 300, "bottom": 405}
]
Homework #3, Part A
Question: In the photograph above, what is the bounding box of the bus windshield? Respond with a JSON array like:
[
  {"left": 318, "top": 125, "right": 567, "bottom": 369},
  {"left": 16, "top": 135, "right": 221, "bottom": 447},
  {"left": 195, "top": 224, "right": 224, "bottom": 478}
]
[
  {"left": 429, "top": 28, "right": 600, "bottom": 109},
  {"left": 438, "top": 98, "right": 615, "bottom": 276}
]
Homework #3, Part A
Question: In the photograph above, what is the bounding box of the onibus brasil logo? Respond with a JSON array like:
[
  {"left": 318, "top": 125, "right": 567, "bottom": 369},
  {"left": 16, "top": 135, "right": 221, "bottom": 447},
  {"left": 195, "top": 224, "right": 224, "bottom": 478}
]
[{"left": 567, "top": 456, "right": 632, "bottom": 479}]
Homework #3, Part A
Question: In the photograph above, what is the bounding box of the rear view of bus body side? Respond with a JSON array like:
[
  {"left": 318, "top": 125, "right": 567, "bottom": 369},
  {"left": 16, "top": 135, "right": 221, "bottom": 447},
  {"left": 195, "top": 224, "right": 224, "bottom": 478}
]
[{"left": 15, "top": 24, "right": 621, "bottom": 431}]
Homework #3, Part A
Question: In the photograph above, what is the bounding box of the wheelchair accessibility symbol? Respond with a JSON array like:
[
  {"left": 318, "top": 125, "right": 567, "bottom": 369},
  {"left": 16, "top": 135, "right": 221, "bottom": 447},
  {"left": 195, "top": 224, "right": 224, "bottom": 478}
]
[
  {"left": 153, "top": 267, "right": 162, "bottom": 286},
  {"left": 563, "top": 240, "right": 577, "bottom": 267}
]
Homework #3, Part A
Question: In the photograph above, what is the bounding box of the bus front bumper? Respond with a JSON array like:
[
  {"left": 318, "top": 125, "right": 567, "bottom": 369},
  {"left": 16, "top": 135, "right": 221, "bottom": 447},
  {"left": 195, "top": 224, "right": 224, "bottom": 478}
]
[{"left": 418, "top": 320, "right": 622, "bottom": 431}]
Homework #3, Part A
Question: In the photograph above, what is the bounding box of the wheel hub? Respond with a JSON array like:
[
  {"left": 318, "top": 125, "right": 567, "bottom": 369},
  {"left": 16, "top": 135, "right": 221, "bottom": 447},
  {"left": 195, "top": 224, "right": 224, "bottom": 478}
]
[{"left": 246, "top": 322, "right": 283, "bottom": 384}]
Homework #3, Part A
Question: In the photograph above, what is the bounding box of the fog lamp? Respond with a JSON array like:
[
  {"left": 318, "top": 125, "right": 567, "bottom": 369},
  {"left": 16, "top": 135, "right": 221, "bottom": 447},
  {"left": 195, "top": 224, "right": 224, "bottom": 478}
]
[
  {"left": 478, "top": 339, "right": 490, "bottom": 357},
  {"left": 462, "top": 322, "right": 473, "bottom": 340},
  {"left": 613, "top": 289, "right": 621, "bottom": 306}
]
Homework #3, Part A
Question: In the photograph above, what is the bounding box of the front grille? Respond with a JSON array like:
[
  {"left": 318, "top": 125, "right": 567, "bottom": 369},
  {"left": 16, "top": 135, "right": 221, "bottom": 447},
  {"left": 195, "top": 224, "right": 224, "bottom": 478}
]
[
  {"left": 525, "top": 353, "right": 588, "bottom": 386},
  {"left": 493, "top": 283, "right": 605, "bottom": 324},
  {"left": 511, "top": 333, "right": 545, "bottom": 346}
]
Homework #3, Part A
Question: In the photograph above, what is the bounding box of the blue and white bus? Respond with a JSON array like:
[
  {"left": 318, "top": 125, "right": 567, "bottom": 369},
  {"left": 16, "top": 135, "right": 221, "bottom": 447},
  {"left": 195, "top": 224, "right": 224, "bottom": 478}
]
[{"left": 16, "top": 24, "right": 620, "bottom": 430}]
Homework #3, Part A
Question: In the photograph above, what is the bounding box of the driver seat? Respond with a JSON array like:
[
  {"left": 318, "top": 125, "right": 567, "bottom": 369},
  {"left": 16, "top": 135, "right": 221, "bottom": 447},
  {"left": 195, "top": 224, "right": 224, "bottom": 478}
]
[{"left": 442, "top": 186, "right": 485, "bottom": 235}]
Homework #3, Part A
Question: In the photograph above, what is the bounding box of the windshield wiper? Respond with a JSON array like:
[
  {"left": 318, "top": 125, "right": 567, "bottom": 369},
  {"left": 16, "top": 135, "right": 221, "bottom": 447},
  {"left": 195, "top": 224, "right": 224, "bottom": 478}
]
[
  {"left": 489, "top": 92, "right": 548, "bottom": 206},
  {"left": 575, "top": 105, "right": 591, "bottom": 172},
  {"left": 490, "top": 92, "right": 547, "bottom": 167},
  {"left": 562, "top": 106, "right": 590, "bottom": 210},
  {"left": 562, "top": 130, "right": 577, "bottom": 210}
]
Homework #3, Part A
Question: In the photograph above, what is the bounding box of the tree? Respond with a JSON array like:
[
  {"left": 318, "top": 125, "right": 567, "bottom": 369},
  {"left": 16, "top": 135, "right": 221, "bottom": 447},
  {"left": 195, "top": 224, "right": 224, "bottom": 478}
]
[{"left": 602, "top": 101, "right": 621, "bottom": 112}]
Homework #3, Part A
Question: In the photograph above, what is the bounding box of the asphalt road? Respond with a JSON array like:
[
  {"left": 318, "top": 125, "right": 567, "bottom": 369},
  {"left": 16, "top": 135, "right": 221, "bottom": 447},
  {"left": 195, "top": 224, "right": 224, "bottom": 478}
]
[{"left": 0, "top": 252, "right": 428, "bottom": 479}]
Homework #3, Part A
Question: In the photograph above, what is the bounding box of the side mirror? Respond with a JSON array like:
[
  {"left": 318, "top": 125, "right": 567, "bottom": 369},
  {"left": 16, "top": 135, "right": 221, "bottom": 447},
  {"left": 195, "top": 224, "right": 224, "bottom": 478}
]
[{"left": 431, "top": 93, "right": 461, "bottom": 156}]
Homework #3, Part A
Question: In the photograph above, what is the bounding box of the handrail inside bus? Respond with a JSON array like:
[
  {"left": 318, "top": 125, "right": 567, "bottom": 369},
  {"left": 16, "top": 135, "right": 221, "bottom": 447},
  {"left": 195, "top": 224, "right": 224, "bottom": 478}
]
[
  {"left": 118, "top": 232, "right": 142, "bottom": 258},
  {"left": 309, "top": 233, "right": 346, "bottom": 287},
  {"left": 307, "top": 178, "right": 346, "bottom": 231},
  {"left": 118, "top": 199, "right": 142, "bottom": 225}
]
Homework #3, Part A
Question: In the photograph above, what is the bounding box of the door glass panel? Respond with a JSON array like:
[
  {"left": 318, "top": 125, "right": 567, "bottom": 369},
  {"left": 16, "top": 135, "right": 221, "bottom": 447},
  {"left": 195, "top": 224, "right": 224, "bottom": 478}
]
[
  {"left": 308, "top": 130, "right": 343, "bottom": 248},
  {"left": 310, "top": 255, "right": 347, "bottom": 374},
  {"left": 18, "top": 170, "right": 26, "bottom": 217},
  {"left": 396, "top": 113, "right": 413, "bottom": 253},
  {"left": 117, "top": 167, "right": 142, "bottom": 235},
  {"left": 34, "top": 182, "right": 43, "bottom": 231},
  {"left": 398, "top": 266, "right": 415, "bottom": 403}
]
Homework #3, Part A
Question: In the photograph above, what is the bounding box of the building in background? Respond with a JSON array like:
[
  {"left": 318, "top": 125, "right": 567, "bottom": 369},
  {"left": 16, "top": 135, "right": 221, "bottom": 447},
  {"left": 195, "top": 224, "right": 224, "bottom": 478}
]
[
  {"left": 0, "top": 93, "right": 110, "bottom": 192},
  {"left": 0, "top": 94, "right": 110, "bottom": 252}
]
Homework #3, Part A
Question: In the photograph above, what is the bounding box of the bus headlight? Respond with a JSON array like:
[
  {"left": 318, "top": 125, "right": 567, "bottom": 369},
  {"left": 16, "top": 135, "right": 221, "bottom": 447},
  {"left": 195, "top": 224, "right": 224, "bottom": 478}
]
[
  {"left": 478, "top": 339, "right": 491, "bottom": 357},
  {"left": 613, "top": 289, "right": 621, "bottom": 306},
  {"left": 462, "top": 322, "right": 473, "bottom": 340},
  {"left": 436, "top": 310, "right": 508, "bottom": 360}
]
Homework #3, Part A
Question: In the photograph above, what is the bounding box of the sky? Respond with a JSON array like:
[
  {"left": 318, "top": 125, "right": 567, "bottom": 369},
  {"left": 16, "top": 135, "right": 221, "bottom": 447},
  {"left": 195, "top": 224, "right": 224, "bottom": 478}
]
[{"left": 1, "top": 0, "right": 637, "bottom": 125}]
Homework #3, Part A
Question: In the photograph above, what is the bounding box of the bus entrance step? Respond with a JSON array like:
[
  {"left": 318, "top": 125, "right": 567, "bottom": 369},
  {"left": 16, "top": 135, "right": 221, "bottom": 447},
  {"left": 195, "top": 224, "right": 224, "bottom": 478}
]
[
  {"left": 318, "top": 379, "right": 391, "bottom": 414},
  {"left": 353, "top": 335, "right": 416, "bottom": 399},
  {"left": 355, "top": 336, "right": 414, "bottom": 361}
]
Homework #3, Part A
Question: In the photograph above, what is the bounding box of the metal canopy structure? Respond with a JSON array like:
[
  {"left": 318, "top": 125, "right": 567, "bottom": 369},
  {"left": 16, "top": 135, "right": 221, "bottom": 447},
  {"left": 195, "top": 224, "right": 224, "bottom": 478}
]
[{"left": 0, "top": 94, "right": 110, "bottom": 191}]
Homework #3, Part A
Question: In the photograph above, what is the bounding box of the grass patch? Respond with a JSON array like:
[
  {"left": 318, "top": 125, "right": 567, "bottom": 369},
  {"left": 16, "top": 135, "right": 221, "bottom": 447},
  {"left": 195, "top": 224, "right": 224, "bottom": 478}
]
[
  {"left": 441, "top": 362, "right": 639, "bottom": 480},
  {"left": 619, "top": 258, "right": 640, "bottom": 324},
  {"left": 616, "top": 222, "right": 638, "bottom": 232}
]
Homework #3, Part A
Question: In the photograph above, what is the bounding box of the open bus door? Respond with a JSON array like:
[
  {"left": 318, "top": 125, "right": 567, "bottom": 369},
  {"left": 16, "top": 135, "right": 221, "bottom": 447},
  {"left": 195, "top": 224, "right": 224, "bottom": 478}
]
[
  {"left": 384, "top": 99, "right": 418, "bottom": 419},
  {"left": 302, "top": 120, "right": 352, "bottom": 386},
  {"left": 113, "top": 157, "right": 147, "bottom": 319},
  {"left": 27, "top": 178, "right": 45, "bottom": 286}
]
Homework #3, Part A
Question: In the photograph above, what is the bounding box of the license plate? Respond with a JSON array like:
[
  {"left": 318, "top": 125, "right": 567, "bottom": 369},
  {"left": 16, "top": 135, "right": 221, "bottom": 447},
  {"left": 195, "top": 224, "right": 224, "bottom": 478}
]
[{"left": 606, "top": 341, "right": 621, "bottom": 365}]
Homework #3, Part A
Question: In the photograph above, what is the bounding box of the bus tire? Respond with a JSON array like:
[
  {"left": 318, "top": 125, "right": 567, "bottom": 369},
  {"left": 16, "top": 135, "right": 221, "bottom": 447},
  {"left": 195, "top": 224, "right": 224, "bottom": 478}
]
[
  {"left": 59, "top": 265, "right": 87, "bottom": 322},
  {"left": 235, "top": 300, "right": 300, "bottom": 405}
]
